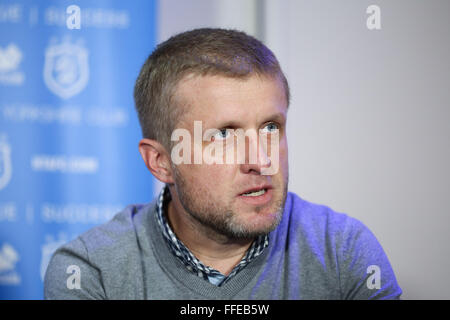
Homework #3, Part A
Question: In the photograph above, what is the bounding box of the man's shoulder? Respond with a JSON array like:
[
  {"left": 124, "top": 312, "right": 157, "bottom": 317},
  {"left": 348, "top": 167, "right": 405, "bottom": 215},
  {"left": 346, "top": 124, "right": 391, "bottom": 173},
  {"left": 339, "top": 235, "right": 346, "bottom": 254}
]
[
  {"left": 284, "top": 191, "right": 364, "bottom": 234},
  {"left": 71, "top": 201, "right": 156, "bottom": 256},
  {"left": 44, "top": 201, "right": 157, "bottom": 299},
  {"left": 281, "top": 191, "right": 376, "bottom": 253},
  {"left": 282, "top": 192, "right": 402, "bottom": 299}
]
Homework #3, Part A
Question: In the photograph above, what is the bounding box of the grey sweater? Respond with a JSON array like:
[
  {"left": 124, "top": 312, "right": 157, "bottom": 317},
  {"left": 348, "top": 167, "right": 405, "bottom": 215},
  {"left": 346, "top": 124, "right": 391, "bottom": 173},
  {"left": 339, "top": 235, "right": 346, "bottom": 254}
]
[{"left": 44, "top": 192, "right": 402, "bottom": 299}]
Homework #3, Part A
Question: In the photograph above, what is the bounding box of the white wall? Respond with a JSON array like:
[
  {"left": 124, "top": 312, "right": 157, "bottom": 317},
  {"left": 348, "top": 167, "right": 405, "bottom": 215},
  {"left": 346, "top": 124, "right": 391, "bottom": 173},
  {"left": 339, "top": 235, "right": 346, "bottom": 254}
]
[
  {"left": 158, "top": 0, "right": 450, "bottom": 299},
  {"left": 158, "top": 0, "right": 259, "bottom": 42}
]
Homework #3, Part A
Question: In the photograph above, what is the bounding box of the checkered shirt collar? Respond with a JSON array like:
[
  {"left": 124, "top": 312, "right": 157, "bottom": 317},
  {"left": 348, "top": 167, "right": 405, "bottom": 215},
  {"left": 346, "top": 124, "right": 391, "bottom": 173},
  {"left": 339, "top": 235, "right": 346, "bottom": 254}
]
[{"left": 155, "top": 185, "right": 269, "bottom": 286}]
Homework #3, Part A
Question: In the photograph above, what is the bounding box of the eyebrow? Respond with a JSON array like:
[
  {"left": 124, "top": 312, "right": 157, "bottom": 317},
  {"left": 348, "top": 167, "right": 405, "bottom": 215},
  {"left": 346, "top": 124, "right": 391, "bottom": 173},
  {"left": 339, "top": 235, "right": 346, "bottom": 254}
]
[
  {"left": 263, "top": 112, "right": 287, "bottom": 125},
  {"left": 211, "top": 111, "right": 287, "bottom": 129}
]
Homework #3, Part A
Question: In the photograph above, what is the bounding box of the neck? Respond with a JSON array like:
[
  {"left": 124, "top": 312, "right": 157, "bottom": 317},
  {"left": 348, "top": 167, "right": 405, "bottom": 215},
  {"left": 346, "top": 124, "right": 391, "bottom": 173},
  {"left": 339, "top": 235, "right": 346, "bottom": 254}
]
[{"left": 166, "top": 195, "right": 254, "bottom": 275}]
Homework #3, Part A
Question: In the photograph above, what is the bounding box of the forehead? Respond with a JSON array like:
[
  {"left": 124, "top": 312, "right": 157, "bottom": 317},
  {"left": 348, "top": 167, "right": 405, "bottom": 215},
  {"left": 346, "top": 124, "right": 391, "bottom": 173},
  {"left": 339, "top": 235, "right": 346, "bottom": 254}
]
[{"left": 173, "top": 74, "right": 288, "bottom": 127}]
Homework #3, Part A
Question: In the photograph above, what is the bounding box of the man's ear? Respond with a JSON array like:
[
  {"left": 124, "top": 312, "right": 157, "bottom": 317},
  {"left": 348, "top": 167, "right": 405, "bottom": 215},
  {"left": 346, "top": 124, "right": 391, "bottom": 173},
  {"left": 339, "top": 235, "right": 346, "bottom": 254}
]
[{"left": 138, "top": 138, "right": 174, "bottom": 184}]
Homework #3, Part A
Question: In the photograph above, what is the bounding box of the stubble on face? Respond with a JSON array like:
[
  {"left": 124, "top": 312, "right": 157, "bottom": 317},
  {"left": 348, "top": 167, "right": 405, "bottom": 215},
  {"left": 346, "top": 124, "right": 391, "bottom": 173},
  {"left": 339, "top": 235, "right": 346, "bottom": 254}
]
[{"left": 170, "top": 165, "right": 288, "bottom": 241}]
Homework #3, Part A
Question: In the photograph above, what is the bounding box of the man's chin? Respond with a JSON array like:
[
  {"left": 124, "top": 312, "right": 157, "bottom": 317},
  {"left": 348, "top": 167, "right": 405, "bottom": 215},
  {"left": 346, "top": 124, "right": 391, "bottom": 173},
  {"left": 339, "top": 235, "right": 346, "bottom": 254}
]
[{"left": 226, "top": 210, "right": 283, "bottom": 239}]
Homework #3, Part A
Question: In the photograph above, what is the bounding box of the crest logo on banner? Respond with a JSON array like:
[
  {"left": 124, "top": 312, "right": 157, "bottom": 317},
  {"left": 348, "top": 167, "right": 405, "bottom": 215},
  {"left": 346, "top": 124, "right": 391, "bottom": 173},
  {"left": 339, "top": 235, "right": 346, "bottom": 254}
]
[
  {"left": 0, "top": 243, "right": 21, "bottom": 285},
  {"left": 0, "top": 135, "right": 12, "bottom": 191},
  {"left": 43, "top": 39, "right": 89, "bottom": 99}
]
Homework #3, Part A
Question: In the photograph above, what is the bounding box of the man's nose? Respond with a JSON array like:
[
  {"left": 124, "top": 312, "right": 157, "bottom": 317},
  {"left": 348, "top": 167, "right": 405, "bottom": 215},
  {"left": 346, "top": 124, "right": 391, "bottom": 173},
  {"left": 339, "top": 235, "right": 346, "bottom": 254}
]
[{"left": 239, "top": 134, "right": 271, "bottom": 175}]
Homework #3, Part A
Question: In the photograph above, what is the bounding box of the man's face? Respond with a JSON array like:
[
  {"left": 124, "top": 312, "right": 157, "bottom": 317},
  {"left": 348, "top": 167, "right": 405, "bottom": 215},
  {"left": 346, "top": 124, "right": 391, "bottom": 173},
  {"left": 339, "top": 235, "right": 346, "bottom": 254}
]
[{"left": 169, "top": 74, "right": 289, "bottom": 240}]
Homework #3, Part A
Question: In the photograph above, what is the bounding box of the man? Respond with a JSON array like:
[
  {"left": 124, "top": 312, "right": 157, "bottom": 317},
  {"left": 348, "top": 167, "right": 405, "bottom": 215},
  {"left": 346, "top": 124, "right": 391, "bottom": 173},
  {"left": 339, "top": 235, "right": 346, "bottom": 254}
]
[{"left": 44, "top": 28, "right": 402, "bottom": 299}]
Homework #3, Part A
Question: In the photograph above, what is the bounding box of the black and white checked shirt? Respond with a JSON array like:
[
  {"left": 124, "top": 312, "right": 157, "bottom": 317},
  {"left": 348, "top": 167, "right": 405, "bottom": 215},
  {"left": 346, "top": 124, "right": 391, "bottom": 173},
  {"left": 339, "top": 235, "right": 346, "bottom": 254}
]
[{"left": 155, "top": 185, "right": 269, "bottom": 286}]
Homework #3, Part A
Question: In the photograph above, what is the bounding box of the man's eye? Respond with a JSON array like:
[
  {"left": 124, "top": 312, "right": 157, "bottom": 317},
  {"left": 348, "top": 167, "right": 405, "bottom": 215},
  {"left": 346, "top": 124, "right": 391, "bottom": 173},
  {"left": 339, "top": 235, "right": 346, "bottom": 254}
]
[
  {"left": 261, "top": 123, "right": 279, "bottom": 133},
  {"left": 212, "top": 128, "right": 231, "bottom": 141}
]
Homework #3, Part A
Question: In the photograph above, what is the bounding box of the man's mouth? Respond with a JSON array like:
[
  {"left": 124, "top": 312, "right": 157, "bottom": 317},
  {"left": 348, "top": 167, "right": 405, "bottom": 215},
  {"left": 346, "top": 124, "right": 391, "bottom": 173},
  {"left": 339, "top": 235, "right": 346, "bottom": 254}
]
[
  {"left": 238, "top": 186, "right": 273, "bottom": 205},
  {"left": 241, "top": 188, "right": 267, "bottom": 197}
]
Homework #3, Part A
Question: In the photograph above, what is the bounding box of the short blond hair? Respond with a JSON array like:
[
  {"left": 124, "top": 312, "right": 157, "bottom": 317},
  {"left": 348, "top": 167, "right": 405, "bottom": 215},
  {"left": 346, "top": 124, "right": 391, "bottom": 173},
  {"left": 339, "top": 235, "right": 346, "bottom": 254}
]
[{"left": 134, "top": 28, "right": 290, "bottom": 149}]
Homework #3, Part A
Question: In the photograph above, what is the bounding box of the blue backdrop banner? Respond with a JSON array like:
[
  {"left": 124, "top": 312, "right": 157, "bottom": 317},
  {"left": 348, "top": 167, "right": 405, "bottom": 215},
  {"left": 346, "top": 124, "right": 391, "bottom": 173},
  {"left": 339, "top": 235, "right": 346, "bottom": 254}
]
[{"left": 0, "top": 0, "right": 157, "bottom": 299}]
